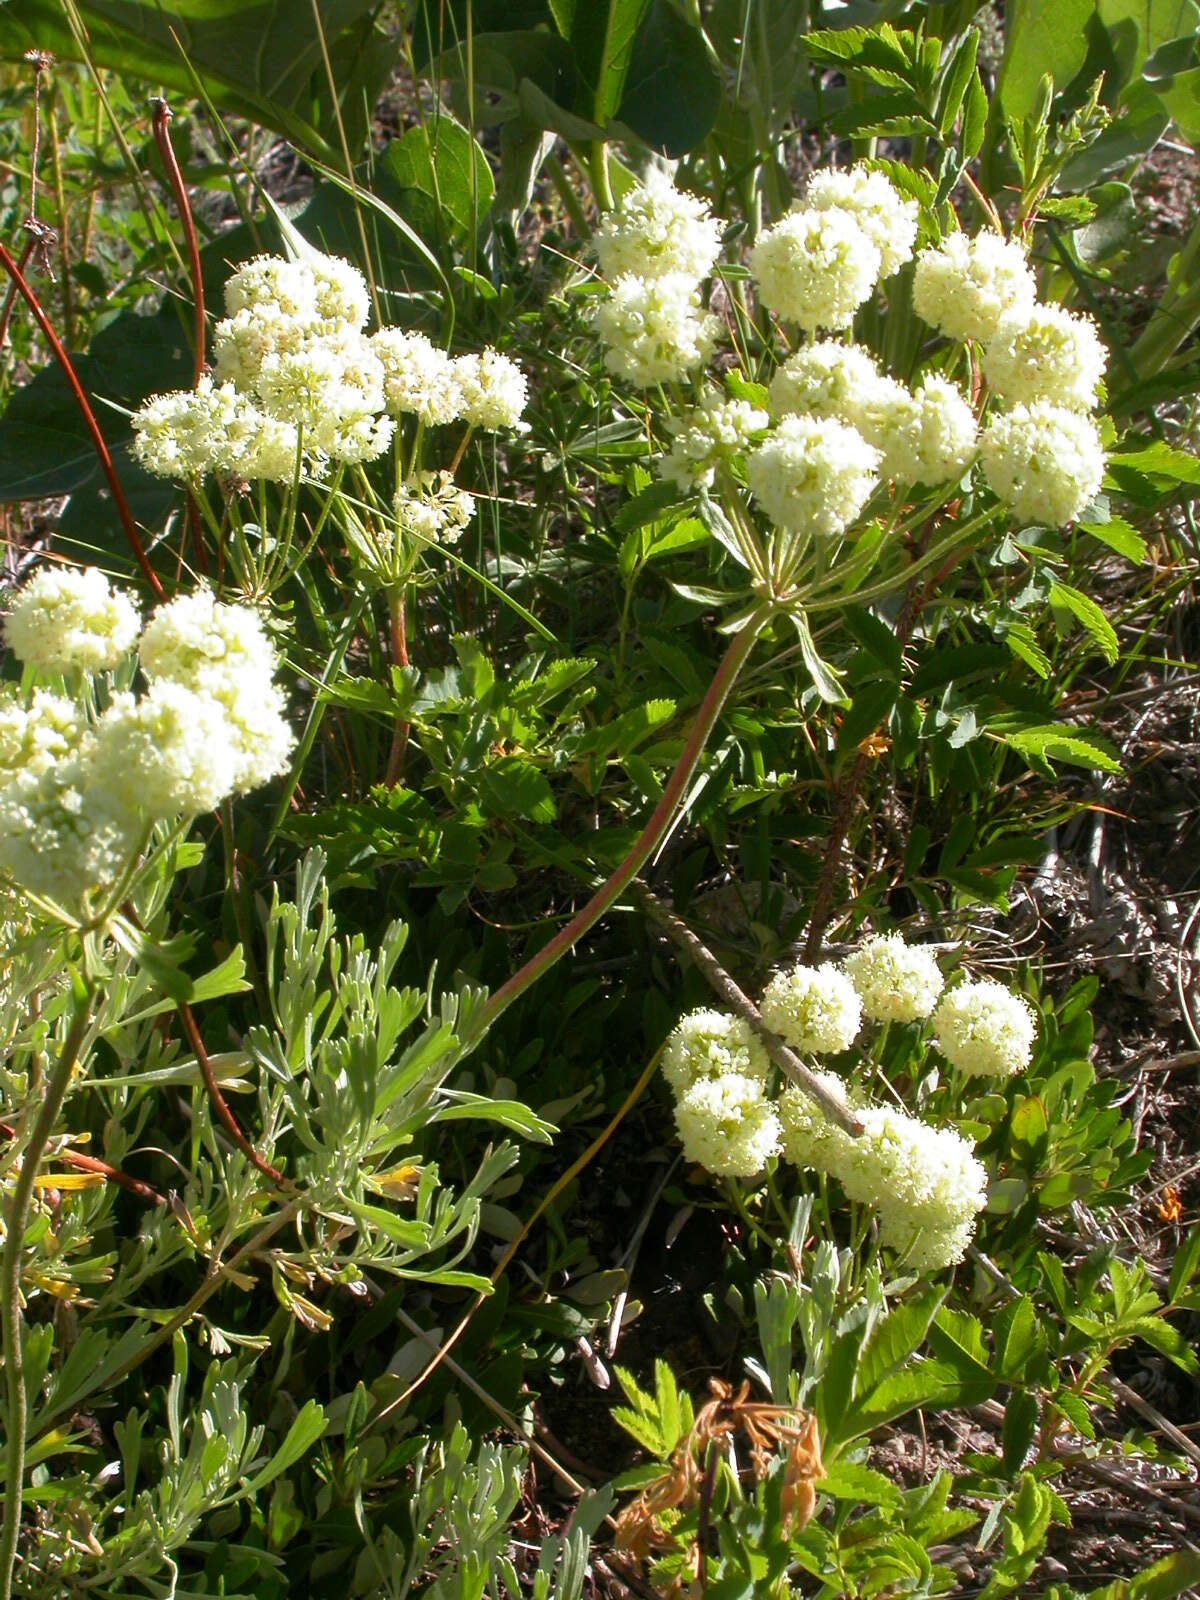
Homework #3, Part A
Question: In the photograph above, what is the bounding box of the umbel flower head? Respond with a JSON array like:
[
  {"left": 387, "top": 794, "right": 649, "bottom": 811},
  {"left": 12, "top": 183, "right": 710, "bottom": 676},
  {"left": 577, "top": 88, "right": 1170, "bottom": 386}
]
[
  {"left": 593, "top": 272, "right": 720, "bottom": 387},
  {"left": 4, "top": 565, "right": 140, "bottom": 674},
  {"left": 747, "top": 415, "right": 880, "bottom": 535},
  {"left": 593, "top": 167, "right": 723, "bottom": 285},
  {"left": 760, "top": 962, "right": 862, "bottom": 1054},
  {"left": 134, "top": 249, "right": 528, "bottom": 481},
  {"left": 983, "top": 302, "right": 1107, "bottom": 412},
  {"left": 912, "top": 230, "right": 1037, "bottom": 344},
  {"left": 778, "top": 1077, "right": 987, "bottom": 1270},
  {"left": 657, "top": 390, "right": 769, "bottom": 490},
  {"left": 662, "top": 1008, "right": 771, "bottom": 1094},
  {"left": 750, "top": 207, "right": 882, "bottom": 332},
  {"left": 842, "top": 933, "right": 945, "bottom": 1024},
  {"left": 393, "top": 472, "right": 476, "bottom": 546},
  {"left": 931, "top": 978, "right": 1037, "bottom": 1079},
  {"left": 979, "top": 401, "right": 1105, "bottom": 527},
  {"left": 768, "top": 341, "right": 887, "bottom": 424},
  {"left": 804, "top": 163, "right": 919, "bottom": 280},
  {"left": 674, "top": 1071, "right": 781, "bottom": 1178},
  {"left": 0, "top": 575, "right": 295, "bottom": 914}
]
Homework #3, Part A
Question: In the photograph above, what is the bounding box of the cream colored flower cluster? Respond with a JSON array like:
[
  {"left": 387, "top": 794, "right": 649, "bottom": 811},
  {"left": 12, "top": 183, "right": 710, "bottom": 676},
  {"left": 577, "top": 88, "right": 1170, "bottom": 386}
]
[
  {"left": 0, "top": 568, "right": 292, "bottom": 911},
  {"left": 769, "top": 342, "right": 978, "bottom": 491},
  {"left": 914, "top": 230, "right": 1107, "bottom": 525},
  {"left": 660, "top": 935, "right": 1035, "bottom": 1268},
  {"left": 392, "top": 472, "right": 476, "bottom": 546},
  {"left": 751, "top": 164, "right": 918, "bottom": 332},
  {"left": 778, "top": 1076, "right": 987, "bottom": 1269},
  {"left": 591, "top": 169, "right": 722, "bottom": 387},
  {"left": 133, "top": 250, "right": 527, "bottom": 482}
]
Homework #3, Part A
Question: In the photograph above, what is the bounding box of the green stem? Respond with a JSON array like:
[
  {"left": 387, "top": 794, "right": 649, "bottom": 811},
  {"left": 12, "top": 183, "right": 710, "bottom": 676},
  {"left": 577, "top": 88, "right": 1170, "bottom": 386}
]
[
  {"left": 468, "top": 605, "right": 772, "bottom": 1041},
  {"left": 589, "top": 140, "right": 615, "bottom": 213},
  {"left": 0, "top": 980, "right": 94, "bottom": 1600}
]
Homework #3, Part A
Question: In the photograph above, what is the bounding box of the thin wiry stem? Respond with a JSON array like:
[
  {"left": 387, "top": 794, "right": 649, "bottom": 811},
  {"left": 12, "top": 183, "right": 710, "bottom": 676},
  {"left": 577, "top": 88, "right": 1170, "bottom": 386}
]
[
  {"left": 0, "top": 240, "right": 164, "bottom": 598},
  {"left": 0, "top": 982, "right": 93, "bottom": 1600}
]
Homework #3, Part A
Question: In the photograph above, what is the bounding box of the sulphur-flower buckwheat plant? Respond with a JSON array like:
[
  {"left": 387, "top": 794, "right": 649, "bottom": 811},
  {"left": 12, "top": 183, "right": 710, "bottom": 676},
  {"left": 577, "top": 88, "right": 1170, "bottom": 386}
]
[
  {"left": 983, "top": 301, "right": 1107, "bottom": 411},
  {"left": 804, "top": 163, "right": 920, "bottom": 280},
  {"left": 932, "top": 978, "right": 1038, "bottom": 1079},
  {"left": 750, "top": 206, "right": 882, "bottom": 331},
  {"left": 657, "top": 390, "right": 770, "bottom": 489},
  {"left": 747, "top": 415, "right": 881, "bottom": 535},
  {"left": 593, "top": 272, "right": 720, "bottom": 386},
  {"left": 593, "top": 166, "right": 723, "bottom": 284},
  {"left": 911, "top": 229, "right": 1038, "bottom": 342},
  {"left": 979, "top": 401, "right": 1106, "bottom": 526}
]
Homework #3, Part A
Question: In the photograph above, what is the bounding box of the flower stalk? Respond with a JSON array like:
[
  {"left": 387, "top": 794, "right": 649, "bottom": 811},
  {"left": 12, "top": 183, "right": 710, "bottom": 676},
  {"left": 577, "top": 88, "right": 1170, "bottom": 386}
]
[{"left": 468, "top": 603, "right": 773, "bottom": 1041}]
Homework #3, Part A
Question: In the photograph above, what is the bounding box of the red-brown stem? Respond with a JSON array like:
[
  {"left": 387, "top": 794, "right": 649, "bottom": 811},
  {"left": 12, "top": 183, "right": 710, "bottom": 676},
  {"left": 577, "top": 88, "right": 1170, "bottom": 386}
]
[
  {"left": 150, "top": 98, "right": 204, "bottom": 387},
  {"left": 176, "top": 1000, "right": 287, "bottom": 1186},
  {"left": 151, "top": 98, "right": 209, "bottom": 577},
  {"left": 0, "top": 1119, "right": 164, "bottom": 1205},
  {"left": 0, "top": 240, "right": 165, "bottom": 599},
  {"left": 468, "top": 606, "right": 772, "bottom": 1042},
  {"left": 0, "top": 238, "right": 35, "bottom": 349},
  {"left": 384, "top": 585, "right": 411, "bottom": 787}
]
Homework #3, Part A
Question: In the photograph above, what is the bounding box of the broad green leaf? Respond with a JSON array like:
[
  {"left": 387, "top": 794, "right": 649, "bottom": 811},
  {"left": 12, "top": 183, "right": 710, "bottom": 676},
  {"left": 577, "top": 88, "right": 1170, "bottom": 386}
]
[
  {"left": 616, "top": 0, "right": 722, "bottom": 154},
  {"left": 818, "top": 1461, "right": 902, "bottom": 1508},
  {"left": 382, "top": 115, "right": 495, "bottom": 242},
  {"left": 551, "top": 0, "right": 652, "bottom": 125},
  {"left": 856, "top": 1288, "right": 945, "bottom": 1399},
  {"left": 999, "top": 0, "right": 1094, "bottom": 122},
  {"left": 1079, "top": 515, "right": 1148, "bottom": 562},
  {"left": 999, "top": 722, "right": 1122, "bottom": 774}
]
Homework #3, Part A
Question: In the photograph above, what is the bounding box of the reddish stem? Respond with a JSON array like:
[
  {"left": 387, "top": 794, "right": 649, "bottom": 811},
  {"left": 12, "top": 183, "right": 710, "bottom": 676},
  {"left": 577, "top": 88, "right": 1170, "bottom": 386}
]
[
  {"left": 176, "top": 1000, "right": 286, "bottom": 1186},
  {"left": 0, "top": 1119, "right": 164, "bottom": 1205},
  {"left": 151, "top": 97, "right": 209, "bottom": 577},
  {"left": 0, "top": 238, "right": 35, "bottom": 350},
  {"left": 384, "top": 586, "right": 411, "bottom": 787},
  {"left": 469, "top": 606, "right": 771, "bottom": 1041},
  {"left": 150, "top": 99, "right": 204, "bottom": 387},
  {"left": 0, "top": 239, "right": 165, "bottom": 599}
]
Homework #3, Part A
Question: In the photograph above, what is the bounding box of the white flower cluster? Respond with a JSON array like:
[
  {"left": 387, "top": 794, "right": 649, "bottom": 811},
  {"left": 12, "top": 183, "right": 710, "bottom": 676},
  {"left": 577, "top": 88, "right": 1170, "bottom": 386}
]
[
  {"left": 656, "top": 937, "right": 1025, "bottom": 1267},
  {"left": 750, "top": 163, "right": 918, "bottom": 332},
  {"left": 662, "top": 1010, "right": 777, "bottom": 1177},
  {"left": 0, "top": 569, "right": 293, "bottom": 911},
  {"left": 842, "top": 933, "right": 945, "bottom": 1024},
  {"left": 911, "top": 228, "right": 1107, "bottom": 525},
  {"left": 4, "top": 565, "right": 140, "bottom": 673},
  {"left": 592, "top": 172, "right": 722, "bottom": 387},
  {"left": 761, "top": 962, "right": 862, "bottom": 1054},
  {"left": 748, "top": 415, "right": 881, "bottom": 535},
  {"left": 593, "top": 167, "right": 723, "bottom": 284},
  {"left": 931, "top": 977, "right": 1037, "bottom": 1079},
  {"left": 372, "top": 331, "right": 528, "bottom": 431},
  {"left": 657, "top": 389, "right": 769, "bottom": 490},
  {"left": 913, "top": 231, "right": 1037, "bottom": 343},
  {"left": 393, "top": 472, "right": 476, "bottom": 546},
  {"left": 768, "top": 341, "right": 977, "bottom": 490},
  {"left": 132, "top": 250, "right": 528, "bottom": 482},
  {"left": 779, "top": 1079, "right": 987, "bottom": 1269}
]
